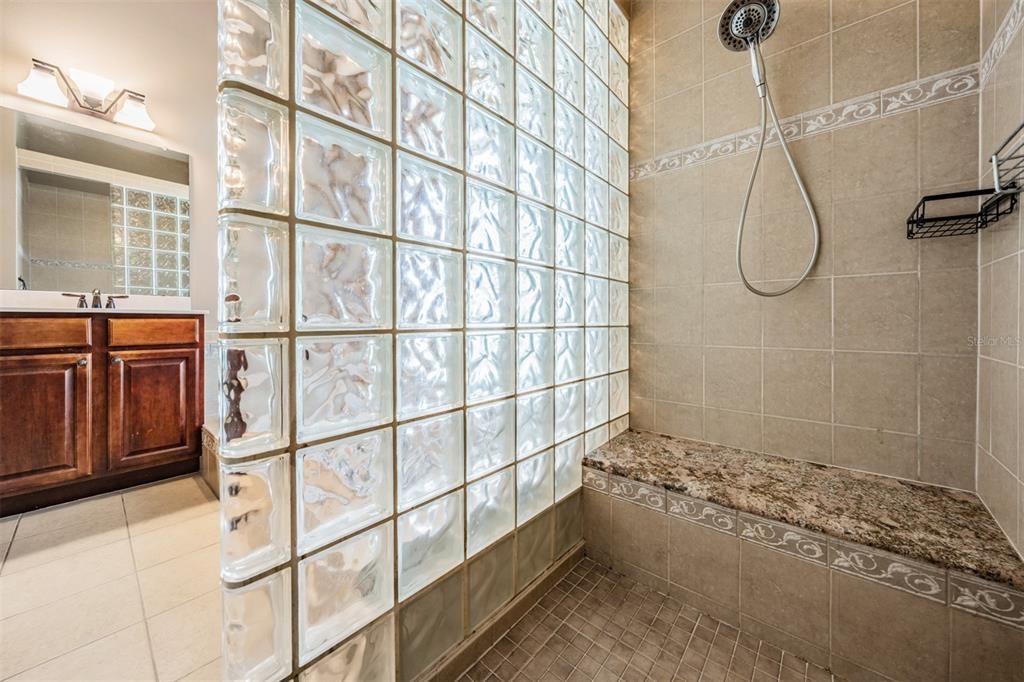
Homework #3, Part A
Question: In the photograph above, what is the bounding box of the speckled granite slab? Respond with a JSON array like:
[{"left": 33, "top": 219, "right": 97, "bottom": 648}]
[{"left": 585, "top": 429, "right": 1024, "bottom": 591}]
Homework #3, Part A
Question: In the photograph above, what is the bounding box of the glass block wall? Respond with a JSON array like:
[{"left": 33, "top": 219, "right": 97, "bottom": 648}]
[{"left": 215, "top": 0, "right": 628, "bottom": 678}]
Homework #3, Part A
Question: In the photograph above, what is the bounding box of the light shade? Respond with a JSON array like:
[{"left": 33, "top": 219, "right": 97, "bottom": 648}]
[
  {"left": 67, "top": 67, "right": 116, "bottom": 108},
  {"left": 113, "top": 93, "right": 156, "bottom": 131},
  {"left": 17, "top": 62, "right": 68, "bottom": 108}
]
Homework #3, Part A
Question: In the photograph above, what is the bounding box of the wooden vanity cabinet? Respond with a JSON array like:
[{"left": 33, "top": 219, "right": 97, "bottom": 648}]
[{"left": 0, "top": 313, "right": 204, "bottom": 514}]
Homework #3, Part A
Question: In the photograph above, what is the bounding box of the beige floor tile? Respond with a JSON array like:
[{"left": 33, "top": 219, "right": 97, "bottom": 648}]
[
  {"left": 0, "top": 515, "right": 19, "bottom": 563},
  {"left": 125, "top": 477, "right": 218, "bottom": 538},
  {"left": 138, "top": 544, "right": 220, "bottom": 618},
  {"left": 9, "top": 623, "right": 155, "bottom": 681},
  {"left": 178, "top": 657, "right": 222, "bottom": 681},
  {"left": 0, "top": 574, "right": 143, "bottom": 678},
  {"left": 147, "top": 590, "right": 222, "bottom": 682},
  {"left": 15, "top": 493, "right": 124, "bottom": 539},
  {"left": 0, "top": 539, "right": 135, "bottom": 619},
  {"left": 131, "top": 510, "right": 219, "bottom": 571},
  {"left": 2, "top": 511, "right": 128, "bottom": 576}
]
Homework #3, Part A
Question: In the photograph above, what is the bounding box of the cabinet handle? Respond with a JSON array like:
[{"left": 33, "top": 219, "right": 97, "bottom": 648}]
[
  {"left": 77, "top": 358, "right": 88, "bottom": 367},
  {"left": 111, "top": 357, "right": 123, "bottom": 364}
]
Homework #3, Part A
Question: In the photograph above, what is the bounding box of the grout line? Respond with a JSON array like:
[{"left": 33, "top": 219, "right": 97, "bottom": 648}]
[{"left": 122, "top": 494, "right": 161, "bottom": 682}]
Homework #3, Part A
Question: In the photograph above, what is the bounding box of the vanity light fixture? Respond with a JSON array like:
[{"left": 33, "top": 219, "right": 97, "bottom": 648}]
[{"left": 16, "top": 59, "right": 156, "bottom": 131}]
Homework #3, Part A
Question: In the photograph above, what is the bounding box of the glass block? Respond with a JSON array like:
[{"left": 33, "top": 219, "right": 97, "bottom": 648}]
[
  {"left": 560, "top": 47, "right": 592, "bottom": 105},
  {"left": 555, "top": 213, "right": 585, "bottom": 272},
  {"left": 466, "top": 27, "right": 514, "bottom": 119},
  {"left": 517, "top": 449, "right": 554, "bottom": 524},
  {"left": 517, "top": 264, "right": 555, "bottom": 327},
  {"left": 299, "top": 614, "right": 394, "bottom": 682},
  {"left": 585, "top": 275, "right": 609, "bottom": 325},
  {"left": 609, "top": 371, "right": 628, "bottom": 418},
  {"left": 583, "top": 15, "right": 608, "bottom": 82},
  {"left": 610, "top": 414, "right": 628, "bottom": 438},
  {"left": 524, "top": 0, "right": 554, "bottom": 25},
  {"left": 517, "top": 69, "right": 553, "bottom": 144},
  {"left": 585, "top": 375, "right": 609, "bottom": 429},
  {"left": 555, "top": 328, "right": 584, "bottom": 384},
  {"left": 222, "top": 568, "right": 292, "bottom": 682},
  {"left": 309, "top": 0, "right": 390, "bottom": 45},
  {"left": 466, "top": 103, "right": 515, "bottom": 188},
  {"left": 397, "top": 61, "right": 463, "bottom": 167},
  {"left": 467, "top": 0, "right": 514, "bottom": 51},
  {"left": 218, "top": 88, "right": 288, "bottom": 214},
  {"left": 517, "top": 199, "right": 554, "bottom": 265},
  {"left": 296, "top": 225, "right": 392, "bottom": 330},
  {"left": 585, "top": 172, "right": 608, "bottom": 227},
  {"left": 584, "top": 120, "right": 609, "bottom": 180},
  {"left": 219, "top": 0, "right": 288, "bottom": 97},
  {"left": 467, "top": 255, "right": 516, "bottom": 327},
  {"left": 585, "top": 327, "right": 608, "bottom": 377},
  {"left": 397, "top": 332, "right": 464, "bottom": 419},
  {"left": 467, "top": 467, "right": 515, "bottom": 556},
  {"left": 396, "top": 243, "right": 463, "bottom": 329},
  {"left": 554, "top": 435, "right": 584, "bottom": 499},
  {"left": 585, "top": 0, "right": 607, "bottom": 32},
  {"left": 398, "top": 489, "right": 464, "bottom": 599},
  {"left": 466, "top": 179, "right": 515, "bottom": 257},
  {"left": 554, "top": 155, "right": 584, "bottom": 218},
  {"left": 219, "top": 339, "right": 289, "bottom": 458},
  {"left": 586, "top": 424, "right": 609, "bottom": 451},
  {"left": 299, "top": 523, "right": 394, "bottom": 663},
  {"left": 296, "top": 335, "right": 393, "bottom": 441},
  {"left": 610, "top": 280, "right": 629, "bottom": 326},
  {"left": 219, "top": 215, "right": 288, "bottom": 332},
  {"left": 609, "top": 327, "right": 628, "bottom": 372},
  {"left": 466, "top": 330, "right": 516, "bottom": 403},
  {"left": 398, "top": 411, "right": 464, "bottom": 511},
  {"left": 517, "top": 5, "right": 554, "bottom": 85},
  {"left": 584, "top": 224, "right": 608, "bottom": 276},
  {"left": 609, "top": 94, "right": 628, "bottom": 146},
  {"left": 607, "top": 187, "right": 627, "bottom": 238},
  {"left": 609, "top": 141, "right": 629, "bottom": 193},
  {"left": 555, "top": 271, "right": 584, "bottom": 327},
  {"left": 554, "top": 97, "right": 584, "bottom": 164},
  {"left": 220, "top": 454, "right": 291, "bottom": 582},
  {"left": 296, "top": 427, "right": 393, "bottom": 553},
  {"left": 466, "top": 398, "right": 516, "bottom": 479},
  {"left": 584, "top": 71, "right": 608, "bottom": 132},
  {"left": 609, "top": 49, "right": 627, "bottom": 103},
  {"left": 518, "top": 329, "right": 555, "bottom": 391},
  {"left": 296, "top": 2, "right": 391, "bottom": 138},
  {"left": 554, "top": 382, "right": 584, "bottom": 441},
  {"left": 608, "top": 0, "right": 628, "bottom": 58},
  {"left": 398, "top": 0, "right": 463, "bottom": 87},
  {"left": 517, "top": 389, "right": 554, "bottom": 458},
  {"left": 296, "top": 113, "right": 391, "bottom": 233},
  {"left": 554, "top": 0, "right": 583, "bottom": 55},
  {"left": 397, "top": 152, "right": 463, "bottom": 247},
  {"left": 517, "top": 134, "right": 554, "bottom": 205}
]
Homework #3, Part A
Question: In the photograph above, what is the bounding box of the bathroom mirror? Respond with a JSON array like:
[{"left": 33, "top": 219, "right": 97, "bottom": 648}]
[{"left": 0, "top": 106, "right": 191, "bottom": 296}]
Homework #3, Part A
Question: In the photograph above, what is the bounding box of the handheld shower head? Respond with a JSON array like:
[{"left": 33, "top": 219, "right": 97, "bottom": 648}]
[{"left": 718, "top": 0, "right": 780, "bottom": 51}]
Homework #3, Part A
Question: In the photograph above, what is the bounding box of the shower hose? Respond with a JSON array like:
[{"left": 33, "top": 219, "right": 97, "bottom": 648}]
[{"left": 736, "top": 51, "right": 821, "bottom": 297}]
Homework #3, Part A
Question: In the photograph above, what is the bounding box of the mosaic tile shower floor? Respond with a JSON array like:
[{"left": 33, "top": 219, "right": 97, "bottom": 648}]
[{"left": 459, "top": 557, "right": 840, "bottom": 682}]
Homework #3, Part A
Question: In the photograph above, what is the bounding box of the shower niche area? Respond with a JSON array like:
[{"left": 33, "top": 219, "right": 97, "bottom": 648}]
[{"left": 215, "top": 0, "right": 629, "bottom": 678}]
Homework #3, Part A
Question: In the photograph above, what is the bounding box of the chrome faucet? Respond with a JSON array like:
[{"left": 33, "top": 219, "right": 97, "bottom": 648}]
[
  {"left": 105, "top": 294, "right": 129, "bottom": 309},
  {"left": 91, "top": 289, "right": 102, "bottom": 308}
]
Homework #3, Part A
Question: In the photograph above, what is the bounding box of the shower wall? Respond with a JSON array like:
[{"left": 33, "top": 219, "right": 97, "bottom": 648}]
[
  {"left": 628, "top": 0, "right": 984, "bottom": 489},
  {"left": 978, "top": 0, "right": 1024, "bottom": 555}
]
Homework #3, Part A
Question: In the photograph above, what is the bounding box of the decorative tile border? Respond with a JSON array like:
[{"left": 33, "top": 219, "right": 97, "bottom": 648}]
[
  {"left": 29, "top": 258, "right": 120, "bottom": 272},
  {"left": 981, "top": 0, "right": 1024, "bottom": 86},
  {"left": 829, "top": 539, "right": 947, "bottom": 603},
  {"left": 582, "top": 466, "right": 609, "bottom": 492},
  {"left": 667, "top": 492, "right": 737, "bottom": 536},
  {"left": 609, "top": 474, "right": 667, "bottom": 512},
  {"left": 739, "top": 514, "right": 827, "bottom": 564},
  {"left": 949, "top": 572, "right": 1024, "bottom": 630}
]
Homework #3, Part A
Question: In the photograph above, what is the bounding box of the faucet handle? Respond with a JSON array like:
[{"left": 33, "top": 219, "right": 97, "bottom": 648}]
[
  {"left": 62, "top": 292, "right": 88, "bottom": 308},
  {"left": 105, "top": 295, "right": 129, "bottom": 309}
]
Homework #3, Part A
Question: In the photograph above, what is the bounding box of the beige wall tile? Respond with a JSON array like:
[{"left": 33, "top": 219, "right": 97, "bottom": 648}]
[
  {"left": 629, "top": 176, "right": 656, "bottom": 235},
  {"left": 992, "top": 29, "right": 1023, "bottom": 151},
  {"left": 654, "top": 27, "right": 702, "bottom": 97},
  {"left": 990, "top": 358, "right": 1020, "bottom": 473},
  {"left": 610, "top": 498, "right": 669, "bottom": 578},
  {"left": 950, "top": 609, "right": 1024, "bottom": 682},
  {"left": 654, "top": 223, "right": 703, "bottom": 286},
  {"left": 704, "top": 347, "right": 761, "bottom": 412},
  {"left": 629, "top": 47, "right": 654, "bottom": 107},
  {"left": 920, "top": 355, "right": 977, "bottom": 442},
  {"left": 763, "top": 416, "right": 832, "bottom": 464},
  {"left": 833, "top": 425, "right": 918, "bottom": 480},
  {"left": 762, "top": 209, "right": 832, "bottom": 281},
  {"left": 704, "top": 407, "right": 763, "bottom": 451},
  {"left": 630, "top": 395, "right": 656, "bottom": 430},
  {"left": 704, "top": 153, "right": 761, "bottom": 223},
  {"left": 834, "top": 274, "right": 919, "bottom": 352},
  {"left": 703, "top": 67, "right": 762, "bottom": 140},
  {"left": 703, "top": 283, "right": 762, "bottom": 347},
  {"left": 920, "top": 0, "right": 979, "bottom": 76},
  {"left": 762, "top": 36, "right": 831, "bottom": 120},
  {"left": 653, "top": 0, "right": 702, "bottom": 44},
  {"left": 629, "top": 233, "right": 655, "bottom": 289},
  {"left": 919, "top": 437, "right": 975, "bottom": 490},
  {"left": 655, "top": 86, "right": 704, "bottom": 156},
  {"left": 738, "top": 613, "right": 829, "bottom": 669},
  {"left": 920, "top": 96, "right": 979, "bottom": 189},
  {"left": 760, "top": 0, "right": 829, "bottom": 56},
  {"left": 762, "top": 277, "right": 832, "bottom": 349},
  {"left": 655, "top": 344, "right": 703, "bottom": 404},
  {"left": 655, "top": 401, "right": 704, "bottom": 439},
  {"left": 833, "top": 112, "right": 919, "bottom": 201},
  {"left": 739, "top": 542, "right": 829, "bottom": 649},
  {"left": 654, "top": 285, "right": 703, "bottom": 346},
  {"left": 630, "top": 288, "right": 655, "bottom": 344},
  {"left": 990, "top": 255, "right": 1020, "bottom": 364},
  {"left": 631, "top": 0, "right": 654, "bottom": 55},
  {"left": 834, "top": 352, "right": 918, "bottom": 433},
  {"left": 630, "top": 342, "right": 656, "bottom": 396},
  {"left": 582, "top": 489, "right": 613, "bottom": 566},
  {"left": 831, "top": 0, "right": 911, "bottom": 30},
  {"left": 701, "top": 18, "right": 746, "bottom": 82},
  {"left": 668, "top": 516, "right": 739, "bottom": 610},
  {"left": 978, "top": 357, "right": 994, "bottom": 452},
  {"left": 920, "top": 269, "right": 978, "bottom": 355},
  {"left": 832, "top": 192, "right": 919, "bottom": 276},
  {"left": 8, "top": 623, "right": 155, "bottom": 682},
  {"left": 760, "top": 133, "right": 832, "bottom": 216},
  {"left": 832, "top": 3, "right": 917, "bottom": 102},
  {"left": 763, "top": 350, "right": 831, "bottom": 422},
  {"left": 630, "top": 103, "right": 655, "bottom": 163},
  {"left": 704, "top": 216, "right": 762, "bottom": 284}
]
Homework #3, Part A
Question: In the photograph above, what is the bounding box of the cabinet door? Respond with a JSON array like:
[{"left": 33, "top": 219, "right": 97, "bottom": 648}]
[
  {"left": 108, "top": 348, "right": 200, "bottom": 470},
  {"left": 0, "top": 353, "right": 93, "bottom": 495}
]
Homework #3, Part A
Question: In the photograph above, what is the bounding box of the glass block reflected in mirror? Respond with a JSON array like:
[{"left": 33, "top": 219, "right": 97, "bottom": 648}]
[
  {"left": 609, "top": 187, "right": 628, "bottom": 237},
  {"left": 466, "top": 179, "right": 515, "bottom": 258},
  {"left": 554, "top": 435, "right": 584, "bottom": 500},
  {"left": 583, "top": 16, "right": 608, "bottom": 82},
  {"left": 554, "top": 42, "right": 583, "bottom": 112},
  {"left": 609, "top": 326, "right": 628, "bottom": 372},
  {"left": 220, "top": 454, "right": 291, "bottom": 582},
  {"left": 298, "top": 522, "right": 394, "bottom": 663},
  {"left": 584, "top": 224, "right": 608, "bottom": 276},
  {"left": 555, "top": 270, "right": 584, "bottom": 326},
  {"left": 396, "top": 243, "right": 463, "bottom": 329},
  {"left": 219, "top": 215, "right": 289, "bottom": 332},
  {"left": 396, "top": 152, "right": 463, "bottom": 248},
  {"left": 584, "top": 69, "right": 608, "bottom": 130},
  {"left": 517, "top": 448, "right": 554, "bottom": 524},
  {"left": 554, "top": 213, "right": 584, "bottom": 272},
  {"left": 554, "top": 97, "right": 584, "bottom": 164},
  {"left": 584, "top": 120, "right": 609, "bottom": 180},
  {"left": 516, "top": 389, "right": 554, "bottom": 458},
  {"left": 608, "top": 233, "right": 628, "bottom": 281},
  {"left": 219, "top": 0, "right": 289, "bottom": 97},
  {"left": 554, "top": 0, "right": 583, "bottom": 55},
  {"left": 517, "top": 264, "right": 554, "bottom": 327},
  {"left": 466, "top": 330, "right": 515, "bottom": 404},
  {"left": 555, "top": 154, "right": 584, "bottom": 219},
  {"left": 296, "top": 427, "right": 393, "bottom": 553},
  {"left": 517, "top": 199, "right": 554, "bottom": 265},
  {"left": 296, "top": 335, "right": 393, "bottom": 442},
  {"left": 466, "top": 103, "right": 515, "bottom": 189},
  {"left": 397, "top": 61, "right": 463, "bottom": 167},
  {"left": 467, "top": 467, "right": 515, "bottom": 556},
  {"left": 309, "top": 0, "right": 391, "bottom": 45},
  {"left": 609, "top": 280, "right": 628, "bottom": 326},
  {"left": 517, "top": 3, "right": 553, "bottom": 85},
  {"left": 299, "top": 614, "right": 395, "bottom": 681},
  {"left": 585, "top": 172, "right": 608, "bottom": 228},
  {"left": 554, "top": 328, "right": 584, "bottom": 384},
  {"left": 466, "top": 28, "right": 514, "bottom": 120},
  {"left": 609, "top": 49, "right": 627, "bottom": 103},
  {"left": 396, "top": 332, "right": 464, "bottom": 419},
  {"left": 296, "top": 225, "right": 392, "bottom": 330},
  {"left": 609, "top": 370, "right": 628, "bottom": 418},
  {"left": 397, "top": 0, "right": 463, "bottom": 88},
  {"left": 609, "top": 141, "right": 628, "bottom": 194},
  {"left": 397, "top": 489, "right": 464, "bottom": 599},
  {"left": 517, "top": 135, "right": 554, "bottom": 205},
  {"left": 466, "top": 398, "right": 515, "bottom": 479},
  {"left": 585, "top": 275, "right": 609, "bottom": 325},
  {"left": 585, "top": 326, "right": 608, "bottom": 377},
  {"left": 218, "top": 88, "right": 289, "bottom": 215},
  {"left": 467, "top": 256, "right": 515, "bottom": 327},
  {"left": 554, "top": 382, "right": 584, "bottom": 442},
  {"left": 222, "top": 567, "right": 292, "bottom": 682},
  {"left": 609, "top": 96, "right": 628, "bottom": 148},
  {"left": 608, "top": 0, "right": 628, "bottom": 58},
  {"left": 297, "top": 1, "right": 392, "bottom": 139},
  {"left": 585, "top": 375, "right": 609, "bottom": 429},
  {"left": 517, "top": 69, "right": 553, "bottom": 145},
  {"left": 296, "top": 113, "right": 391, "bottom": 234},
  {"left": 219, "top": 338, "right": 289, "bottom": 458},
  {"left": 397, "top": 411, "right": 464, "bottom": 511},
  {"left": 466, "top": 0, "right": 514, "bottom": 51}
]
